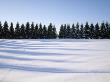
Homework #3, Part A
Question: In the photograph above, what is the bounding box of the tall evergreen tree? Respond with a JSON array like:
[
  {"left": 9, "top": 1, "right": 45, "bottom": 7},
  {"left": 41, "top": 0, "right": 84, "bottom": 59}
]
[
  {"left": 66, "top": 24, "right": 71, "bottom": 38},
  {"left": 75, "top": 23, "right": 80, "bottom": 39},
  {"left": 71, "top": 23, "right": 76, "bottom": 38},
  {"left": 79, "top": 24, "right": 84, "bottom": 39},
  {"left": 20, "top": 24, "right": 26, "bottom": 39},
  {"left": 9, "top": 22, "right": 14, "bottom": 39},
  {"left": 108, "top": 23, "right": 110, "bottom": 38},
  {"left": 34, "top": 24, "right": 38, "bottom": 39},
  {"left": 15, "top": 22, "right": 20, "bottom": 39},
  {"left": 52, "top": 25, "right": 57, "bottom": 39},
  {"left": 42, "top": 25, "right": 47, "bottom": 39},
  {"left": 105, "top": 22, "right": 109, "bottom": 38},
  {"left": 0, "top": 22, "right": 3, "bottom": 39},
  {"left": 25, "top": 22, "right": 30, "bottom": 39},
  {"left": 100, "top": 22, "right": 104, "bottom": 38},
  {"left": 3, "top": 21, "right": 9, "bottom": 39},
  {"left": 47, "top": 23, "right": 53, "bottom": 39},
  {"left": 94, "top": 23, "right": 100, "bottom": 39},
  {"left": 30, "top": 22, "right": 35, "bottom": 39},
  {"left": 84, "top": 22, "right": 90, "bottom": 39},
  {"left": 38, "top": 23, "right": 43, "bottom": 39},
  {"left": 90, "top": 23, "right": 95, "bottom": 39},
  {"left": 59, "top": 25, "right": 64, "bottom": 38}
]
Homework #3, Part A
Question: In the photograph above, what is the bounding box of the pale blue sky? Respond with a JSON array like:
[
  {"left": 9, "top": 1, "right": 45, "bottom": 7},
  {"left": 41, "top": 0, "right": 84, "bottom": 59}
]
[{"left": 0, "top": 0, "right": 110, "bottom": 28}]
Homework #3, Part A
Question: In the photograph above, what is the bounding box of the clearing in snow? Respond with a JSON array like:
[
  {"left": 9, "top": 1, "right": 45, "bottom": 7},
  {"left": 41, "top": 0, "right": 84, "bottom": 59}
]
[{"left": 0, "top": 39, "right": 110, "bottom": 82}]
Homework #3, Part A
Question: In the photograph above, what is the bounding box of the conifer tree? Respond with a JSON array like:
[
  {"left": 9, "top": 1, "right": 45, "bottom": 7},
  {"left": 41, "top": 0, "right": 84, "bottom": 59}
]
[
  {"left": 3, "top": 21, "right": 9, "bottom": 39},
  {"left": 9, "top": 22, "right": 14, "bottom": 39},
  {"left": 34, "top": 24, "right": 38, "bottom": 39},
  {"left": 20, "top": 24, "right": 26, "bottom": 39},
  {"left": 0, "top": 22, "right": 3, "bottom": 39},
  {"left": 66, "top": 24, "right": 71, "bottom": 38},
  {"left": 25, "top": 22, "right": 30, "bottom": 39},
  {"left": 52, "top": 25, "right": 57, "bottom": 39},
  {"left": 89, "top": 23, "right": 95, "bottom": 39},
  {"left": 47, "top": 23, "right": 53, "bottom": 39},
  {"left": 84, "top": 22, "right": 90, "bottom": 39},
  {"left": 42, "top": 25, "right": 47, "bottom": 39},
  {"left": 30, "top": 22, "right": 35, "bottom": 39},
  {"left": 79, "top": 24, "right": 84, "bottom": 39},
  {"left": 59, "top": 25, "right": 64, "bottom": 38},
  {"left": 71, "top": 23, "right": 76, "bottom": 38},
  {"left": 94, "top": 23, "right": 100, "bottom": 39},
  {"left": 38, "top": 23, "right": 43, "bottom": 39},
  {"left": 75, "top": 23, "right": 80, "bottom": 39},
  {"left": 15, "top": 22, "right": 20, "bottom": 39}
]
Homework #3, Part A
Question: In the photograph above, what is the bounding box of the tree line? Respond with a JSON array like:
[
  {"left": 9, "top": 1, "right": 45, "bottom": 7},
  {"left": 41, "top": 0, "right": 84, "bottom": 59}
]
[
  {"left": 0, "top": 21, "right": 110, "bottom": 39},
  {"left": 59, "top": 22, "right": 110, "bottom": 39},
  {"left": 0, "top": 21, "right": 57, "bottom": 39}
]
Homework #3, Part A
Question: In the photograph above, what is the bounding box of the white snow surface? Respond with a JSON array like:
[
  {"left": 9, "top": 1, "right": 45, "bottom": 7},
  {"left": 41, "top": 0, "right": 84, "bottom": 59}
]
[{"left": 0, "top": 39, "right": 110, "bottom": 82}]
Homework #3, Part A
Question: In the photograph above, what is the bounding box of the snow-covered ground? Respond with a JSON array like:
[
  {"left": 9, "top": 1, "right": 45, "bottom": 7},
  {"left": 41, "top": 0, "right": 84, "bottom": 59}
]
[{"left": 0, "top": 39, "right": 110, "bottom": 82}]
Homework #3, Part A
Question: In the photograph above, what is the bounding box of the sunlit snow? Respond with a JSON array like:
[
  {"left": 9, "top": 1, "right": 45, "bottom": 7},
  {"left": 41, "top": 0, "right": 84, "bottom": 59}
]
[{"left": 0, "top": 39, "right": 110, "bottom": 82}]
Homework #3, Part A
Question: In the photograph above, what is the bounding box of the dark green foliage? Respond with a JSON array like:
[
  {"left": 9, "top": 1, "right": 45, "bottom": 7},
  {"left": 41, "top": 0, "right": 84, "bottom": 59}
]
[
  {"left": 30, "top": 22, "right": 35, "bottom": 39},
  {"left": 25, "top": 22, "right": 30, "bottom": 39},
  {"left": 84, "top": 22, "right": 90, "bottom": 39},
  {"left": 94, "top": 23, "right": 100, "bottom": 39},
  {"left": 34, "top": 24, "right": 38, "bottom": 39},
  {"left": 79, "top": 24, "right": 84, "bottom": 38},
  {"left": 9, "top": 22, "right": 14, "bottom": 39},
  {"left": 71, "top": 24, "right": 76, "bottom": 38},
  {"left": 15, "top": 22, "right": 20, "bottom": 39},
  {"left": 0, "top": 22, "right": 3, "bottom": 39},
  {"left": 59, "top": 22, "right": 110, "bottom": 39},
  {"left": 0, "top": 21, "right": 110, "bottom": 39},
  {"left": 59, "top": 24, "right": 66, "bottom": 38},
  {"left": 75, "top": 23, "right": 80, "bottom": 39},
  {"left": 38, "top": 23, "right": 43, "bottom": 39},
  {"left": 47, "top": 23, "right": 57, "bottom": 39},
  {"left": 42, "top": 25, "right": 47, "bottom": 39},
  {"left": 66, "top": 24, "right": 71, "bottom": 38},
  {"left": 20, "top": 24, "right": 26, "bottom": 39},
  {"left": 89, "top": 23, "right": 95, "bottom": 39},
  {"left": 3, "top": 21, "right": 9, "bottom": 39},
  {"left": 52, "top": 25, "right": 57, "bottom": 39}
]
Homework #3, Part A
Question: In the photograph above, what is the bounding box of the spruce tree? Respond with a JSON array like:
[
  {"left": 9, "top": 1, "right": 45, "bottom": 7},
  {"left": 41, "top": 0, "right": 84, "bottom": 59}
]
[
  {"left": 71, "top": 24, "right": 76, "bottom": 38},
  {"left": 108, "top": 23, "right": 110, "bottom": 38},
  {"left": 42, "top": 25, "right": 47, "bottom": 39},
  {"left": 30, "top": 22, "right": 35, "bottom": 39},
  {"left": 94, "top": 23, "right": 100, "bottom": 39},
  {"left": 9, "top": 22, "right": 14, "bottom": 39},
  {"left": 15, "top": 22, "right": 20, "bottom": 39},
  {"left": 47, "top": 23, "right": 53, "bottom": 39},
  {"left": 25, "top": 22, "right": 30, "bottom": 39},
  {"left": 52, "top": 25, "right": 57, "bottom": 39},
  {"left": 90, "top": 23, "right": 95, "bottom": 39},
  {"left": 76, "top": 23, "right": 80, "bottom": 39},
  {"left": 20, "top": 24, "right": 26, "bottom": 39},
  {"left": 38, "top": 23, "right": 43, "bottom": 39},
  {"left": 84, "top": 22, "right": 90, "bottom": 39},
  {"left": 34, "top": 24, "right": 38, "bottom": 39},
  {"left": 100, "top": 22, "right": 106, "bottom": 39},
  {"left": 0, "top": 22, "right": 3, "bottom": 39},
  {"left": 66, "top": 24, "right": 71, "bottom": 38},
  {"left": 105, "top": 22, "right": 109, "bottom": 38},
  {"left": 59, "top": 25, "right": 64, "bottom": 38},
  {"left": 3, "top": 21, "right": 9, "bottom": 39},
  {"left": 79, "top": 24, "right": 84, "bottom": 39}
]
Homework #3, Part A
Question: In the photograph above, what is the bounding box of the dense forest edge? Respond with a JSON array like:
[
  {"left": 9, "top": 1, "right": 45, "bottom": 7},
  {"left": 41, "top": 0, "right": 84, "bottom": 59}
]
[{"left": 0, "top": 21, "right": 110, "bottom": 39}]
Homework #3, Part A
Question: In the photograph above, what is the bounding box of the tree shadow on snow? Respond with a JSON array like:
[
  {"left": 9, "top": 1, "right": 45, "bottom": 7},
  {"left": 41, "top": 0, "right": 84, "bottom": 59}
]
[
  {"left": 0, "top": 49, "right": 70, "bottom": 56},
  {"left": 0, "top": 63, "right": 73, "bottom": 73}
]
